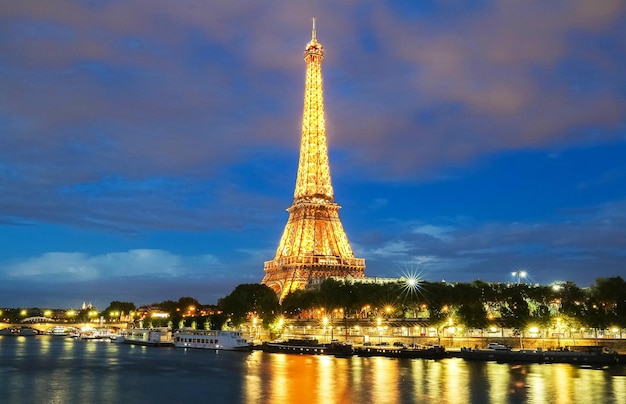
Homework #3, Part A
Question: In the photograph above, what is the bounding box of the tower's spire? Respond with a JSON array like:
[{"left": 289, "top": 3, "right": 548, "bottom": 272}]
[
  {"left": 297, "top": 16, "right": 330, "bottom": 201},
  {"left": 312, "top": 17, "right": 317, "bottom": 41}
]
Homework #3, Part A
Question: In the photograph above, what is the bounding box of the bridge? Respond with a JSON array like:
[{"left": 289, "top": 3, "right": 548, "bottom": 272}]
[{"left": 0, "top": 321, "right": 129, "bottom": 333}]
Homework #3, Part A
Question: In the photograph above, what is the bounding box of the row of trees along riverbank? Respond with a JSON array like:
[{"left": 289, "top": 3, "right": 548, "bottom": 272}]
[
  {"left": 3, "top": 277, "right": 624, "bottom": 338},
  {"left": 218, "top": 276, "right": 626, "bottom": 336}
]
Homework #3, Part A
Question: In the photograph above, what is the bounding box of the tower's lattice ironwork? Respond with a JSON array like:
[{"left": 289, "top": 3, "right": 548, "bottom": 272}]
[{"left": 262, "top": 19, "right": 366, "bottom": 300}]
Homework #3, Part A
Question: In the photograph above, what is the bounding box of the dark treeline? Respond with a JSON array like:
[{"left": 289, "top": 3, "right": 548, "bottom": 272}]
[
  {"left": 276, "top": 277, "right": 626, "bottom": 333},
  {"left": 3, "top": 277, "right": 625, "bottom": 333}
]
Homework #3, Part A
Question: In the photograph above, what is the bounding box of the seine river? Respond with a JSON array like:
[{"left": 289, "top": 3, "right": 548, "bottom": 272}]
[{"left": 1, "top": 336, "right": 625, "bottom": 403}]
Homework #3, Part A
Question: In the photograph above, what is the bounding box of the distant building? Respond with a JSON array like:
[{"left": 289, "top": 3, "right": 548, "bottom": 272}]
[{"left": 306, "top": 275, "right": 406, "bottom": 289}]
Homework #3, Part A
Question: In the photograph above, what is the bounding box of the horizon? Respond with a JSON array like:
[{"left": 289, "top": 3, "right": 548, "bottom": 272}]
[{"left": 2, "top": 1, "right": 625, "bottom": 309}]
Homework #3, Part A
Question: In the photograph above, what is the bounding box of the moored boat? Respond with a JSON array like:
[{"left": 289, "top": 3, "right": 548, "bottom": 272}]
[
  {"left": 0, "top": 327, "right": 38, "bottom": 336},
  {"left": 543, "top": 346, "right": 618, "bottom": 365},
  {"left": 174, "top": 328, "right": 252, "bottom": 351},
  {"left": 460, "top": 345, "right": 618, "bottom": 365},
  {"left": 354, "top": 344, "right": 447, "bottom": 359},
  {"left": 124, "top": 328, "right": 173, "bottom": 347},
  {"left": 261, "top": 339, "right": 354, "bottom": 357},
  {"left": 460, "top": 347, "right": 544, "bottom": 363},
  {"left": 47, "top": 326, "right": 69, "bottom": 336},
  {"left": 110, "top": 333, "right": 126, "bottom": 344},
  {"left": 78, "top": 327, "right": 114, "bottom": 341}
]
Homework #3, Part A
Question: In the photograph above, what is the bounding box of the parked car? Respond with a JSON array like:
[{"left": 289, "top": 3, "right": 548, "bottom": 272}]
[
  {"left": 487, "top": 343, "right": 510, "bottom": 350},
  {"left": 393, "top": 341, "right": 406, "bottom": 348}
]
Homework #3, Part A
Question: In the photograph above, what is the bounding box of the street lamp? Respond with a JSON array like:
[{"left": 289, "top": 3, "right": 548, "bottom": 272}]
[{"left": 512, "top": 270, "right": 527, "bottom": 284}]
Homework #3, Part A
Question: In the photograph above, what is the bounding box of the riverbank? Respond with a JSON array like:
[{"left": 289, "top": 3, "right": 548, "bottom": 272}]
[{"left": 258, "top": 332, "right": 626, "bottom": 354}]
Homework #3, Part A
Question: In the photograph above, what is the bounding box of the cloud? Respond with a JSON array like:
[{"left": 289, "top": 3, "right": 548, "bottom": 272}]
[
  {"left": 362, "top": 198, "right": 626, "bottom": 285},
  {"left": 2, "top": 249, "right": 220, "bottom": 281},
  {"left": 0, "top": 248, "right": 244, "bottom": 307},
  {"left": 332, "top": 0, "right": 626, "bottom": 179},
  {"left": 1, "top": 0, "right": 625, "bottom": 233},
  {"left": 411, "top": 224, "right": 454, "bottom": 241}
]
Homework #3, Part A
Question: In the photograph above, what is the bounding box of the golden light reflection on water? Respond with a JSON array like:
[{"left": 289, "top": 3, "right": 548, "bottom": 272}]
[
  {"left": 241, "top": 353, "right": 626, "bottom": 404},
  {"left": 487, "top": 361, "right": 516, "bottom": 401},
  {"left": 408, "top": 358, "right": 473, "bottom": 403},
  {"left": 369, "top": 357, "right": 400, "bottom": 402},
  {"left": 1, "top": 338, "right": 625, "bottom": 403},
  {"left": 38, "top": 335, "right": 50, "bottom": 354},
  {"left": 613, "top": 374, "right": 626, "bottom": 401},
  {"left": 444, "top": 358, "right": 469, "bottom": 403},
  {"left": 244, "top": 352, "right": 325, "bottom": 402}
]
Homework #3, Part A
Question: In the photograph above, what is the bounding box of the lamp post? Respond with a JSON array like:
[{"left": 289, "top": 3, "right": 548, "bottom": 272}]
[{"left": 511, "top": 270, "right": 527, "bottom": 284}]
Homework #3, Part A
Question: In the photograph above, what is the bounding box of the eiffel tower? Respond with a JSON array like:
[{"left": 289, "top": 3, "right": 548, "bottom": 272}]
[{"left": 262, "top": 19, "right": 366, "bottom": 301}]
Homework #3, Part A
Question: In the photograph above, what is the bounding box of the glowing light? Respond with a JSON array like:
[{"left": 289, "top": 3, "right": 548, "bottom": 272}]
[
  {"left": 400, "top": 270, "right": 424, "bottom": 298},
  {"left": 512, "top": 270, "right": 528, "bottom": 284}
]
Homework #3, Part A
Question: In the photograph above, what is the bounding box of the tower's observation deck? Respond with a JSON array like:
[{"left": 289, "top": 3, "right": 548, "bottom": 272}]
[{"left": 262, "top": 19, "right": 366, "bottom": 301}]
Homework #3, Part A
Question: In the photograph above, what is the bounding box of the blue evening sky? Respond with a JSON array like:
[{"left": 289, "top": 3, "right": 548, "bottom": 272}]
[{"left": 1, "top": 1, "right": 625, "bottom": 308}]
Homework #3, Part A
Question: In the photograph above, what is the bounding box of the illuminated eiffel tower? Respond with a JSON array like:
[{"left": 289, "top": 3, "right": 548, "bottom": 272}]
[{"left": 262, "top": 19, "right": 366, "bottom": 300}]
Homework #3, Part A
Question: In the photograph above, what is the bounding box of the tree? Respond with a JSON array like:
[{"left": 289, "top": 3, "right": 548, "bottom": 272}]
[
  {"left": 219, "top": 284, "right": 279, "bottom": 327},
  {"left": 588, "top": 276, "right": 626, "bottom": 329},
  {"left": 498, "top": 285, "right": 531, "bottom": 331},
  {"left": 282, "top": 289, "right": 317, "bottom": 318},
  {"left": 102, "top": 301, "right": 136, "bottom": 319},
  {"left": 558, "top": 282, "right": 587, "bottom": 318},
  {"left": 453, "top": 283, "right": 488, "bottom": 330}
]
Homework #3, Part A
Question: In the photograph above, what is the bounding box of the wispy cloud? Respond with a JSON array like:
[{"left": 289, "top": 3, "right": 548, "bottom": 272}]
[{"left": 3, "top": 249, "right": 221, "bottom": 281}]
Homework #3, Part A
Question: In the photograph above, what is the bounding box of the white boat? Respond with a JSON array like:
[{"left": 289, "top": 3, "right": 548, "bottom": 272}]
[
  {"left": 110, "top": 333, "right": 126, "bottom": 344},
  {"left": 79, "top": 327, "right": 113, "bottom": 340},
  {"left": 47, "top": 326, "right": 69, "bottom": 336},
  {"left": 174, "top": 328, "right": 252, "bottom": 351},
  {"left": 124, "top": 328, "right": 173, "bottom": 346}
]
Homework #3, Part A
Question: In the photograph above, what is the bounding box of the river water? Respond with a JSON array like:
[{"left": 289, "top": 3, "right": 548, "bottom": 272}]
[{"left": 1, "top": 336, "right": 625, "bottom": 403}]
